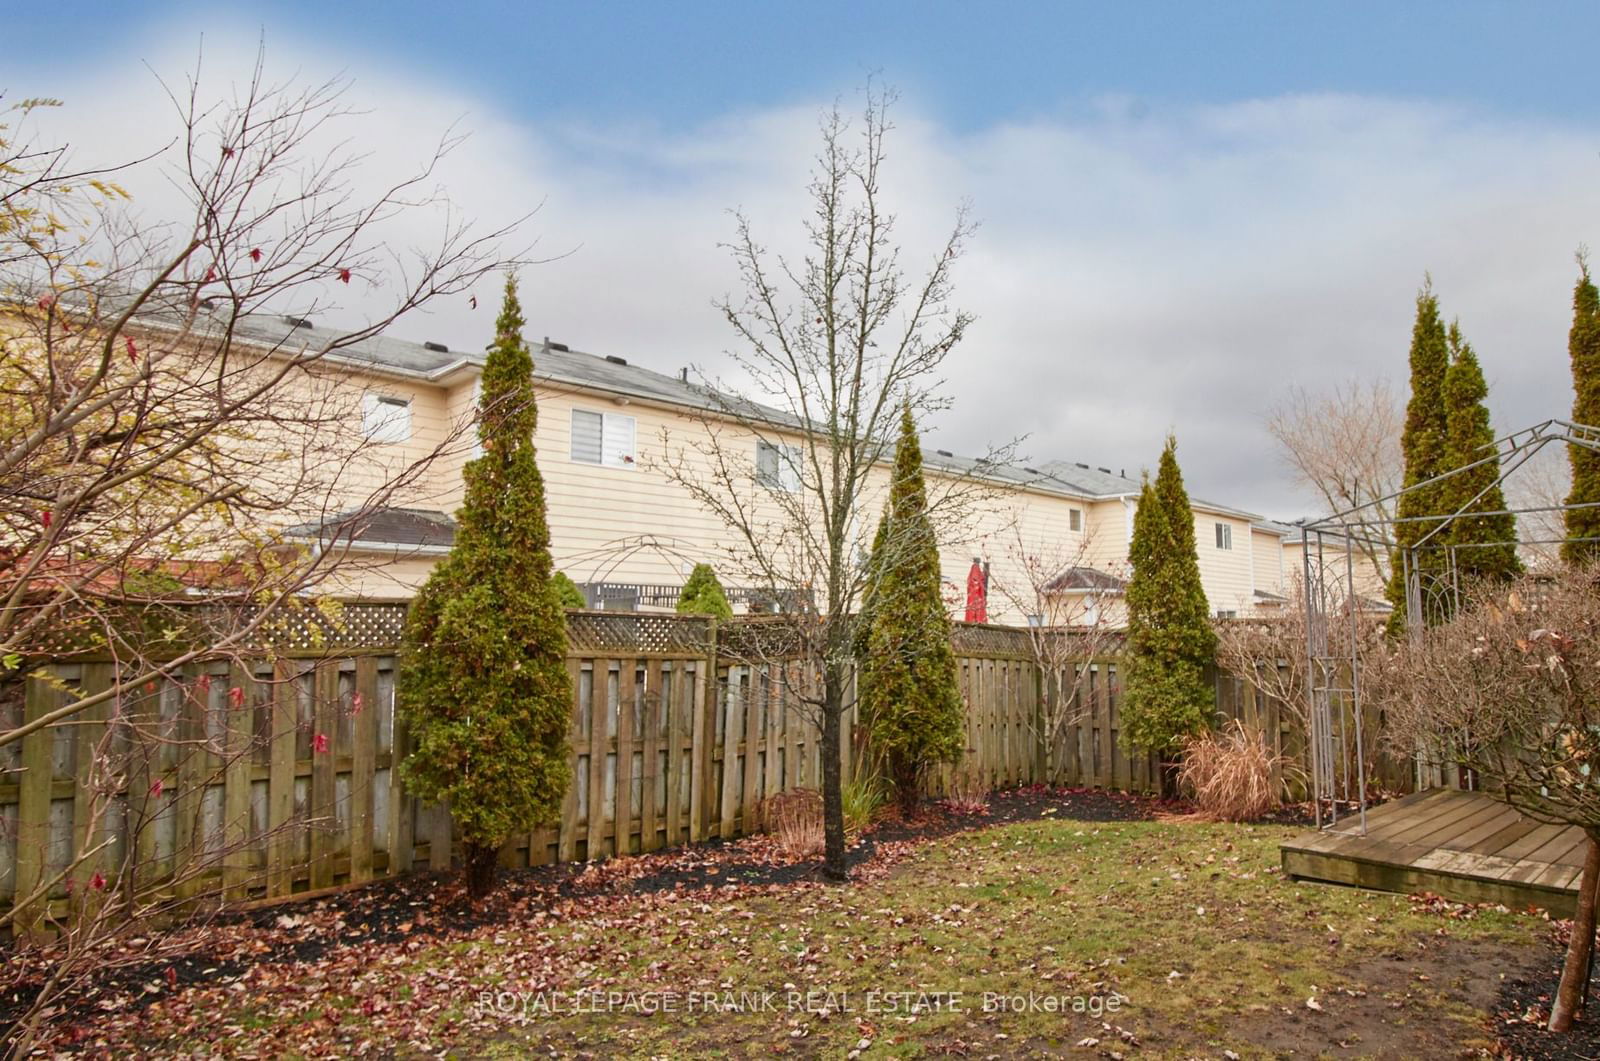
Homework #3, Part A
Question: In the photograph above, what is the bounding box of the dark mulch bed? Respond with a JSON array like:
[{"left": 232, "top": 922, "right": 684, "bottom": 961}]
[
  {"left": 0, "top": 785, "right": 1167, "bottom": 1038},
  {"left": 1494, "top": 936, "right": 1600, "bottom": 1060}
]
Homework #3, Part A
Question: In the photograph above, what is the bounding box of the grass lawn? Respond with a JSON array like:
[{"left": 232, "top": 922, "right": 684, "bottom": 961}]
[{"left": 52, "top": 805, "right": 1556, "bottom": 1058}]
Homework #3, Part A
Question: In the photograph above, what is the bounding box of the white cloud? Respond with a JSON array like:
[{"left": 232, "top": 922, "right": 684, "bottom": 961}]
[{"left": 20, "top": 28, "right": 1600, "bottom": 518}]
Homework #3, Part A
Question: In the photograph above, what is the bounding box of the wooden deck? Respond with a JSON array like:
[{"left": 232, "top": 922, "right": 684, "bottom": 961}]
[{"left": 1280, "top": 788, "right": 1586, "bottom": 916}]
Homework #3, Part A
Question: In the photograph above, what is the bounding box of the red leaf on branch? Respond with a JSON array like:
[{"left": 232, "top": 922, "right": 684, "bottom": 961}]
[
  {"left": 149, "top": 778, "right": 164, "bottom": 798},
  {"left": 221, "top": 145, "right": 235, "bottom": 159},
  {"left": 89, "top": 871, "right": 105, "bottom": 891},
  {"left": 126, "top": 336, "right": 138, "bottom": 363},
  {"left": 351, "top": 691, "right": 363, "bottom": 715},
  {"left": 250, "top": 247, "right": 262, "bottom": 262},
  {"left": 40, "top": 510, "right": 51, "bottom": 529},
  {"left": 204, "top": 266, "right": 217, "bottom": 284},
  {"left": 313, "top": 732, "right": 331, "bottom": 754},
  {"left": 36, "top": 293, "right": 54, "bottom": 310},
  {"left": 338, "top": 268, "right": 352, "bottom": 284},
  {"left": 228, "top": 685, "right": 245, "bottom": 709},
  {"left": 196, "top": 674, "right": 212, "bottom": 693}
]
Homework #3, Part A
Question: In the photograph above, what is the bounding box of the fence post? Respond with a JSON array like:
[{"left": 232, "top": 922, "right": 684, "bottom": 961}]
[{"left": 690, "top": 618, "right": 716, "bottom": 843}]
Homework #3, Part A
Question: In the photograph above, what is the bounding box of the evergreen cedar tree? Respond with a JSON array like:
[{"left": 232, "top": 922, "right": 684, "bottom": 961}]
[
  {"left": 1385, "top": 282, "right": 1451, "bottom": 635},
  {"left": 859, "top": 406, "right": 965, "bottom": 813},
  {"left": 854, "top": 506, "right": 891, "bottom": 658},
  {"left": 395, "top": 275, "right": 573, "bottom": 899},
  {"left": 1439, "top": 323, "right": 1521, "bottom": 582},
  {"left": 676, "top": 562, "right": 733, "bottom": 619},
  {"left": 1566, "top": 261, "right": 1600, "bottom": 563},
  {"left": 1120, "top": 435, "right": 1216, "bottom": 776},
  {"left": 551, "top": 571, "right": 586, "bottom": 610}
]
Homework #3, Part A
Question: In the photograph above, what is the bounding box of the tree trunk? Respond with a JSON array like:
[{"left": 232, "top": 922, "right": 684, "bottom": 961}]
[
  {"left": 1550, "top": 832, "right": 1600, "bottom": 1032},
  {"left": 464, "top": 841, "right": 500, "bottom": 900},
  {"left": 1159, "top": 760, "right": 1181, "bottom": 801},
  {"left": 820, "top": 664, "right": 848, "bottom": 882},
  {"left": 891, "top": 754, "right": 920, "bottom": 818}
]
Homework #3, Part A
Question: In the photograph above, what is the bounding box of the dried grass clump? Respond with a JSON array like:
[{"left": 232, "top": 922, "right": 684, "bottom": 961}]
[
  {"left": 761, "top": 787, "right": 825, "bottom": 858},
  {"left": 1178, "top": 720, "right": 1286, "bottom": 822},
  {"left": 942, "top": 760, "right": 991, "bottom": 815}
]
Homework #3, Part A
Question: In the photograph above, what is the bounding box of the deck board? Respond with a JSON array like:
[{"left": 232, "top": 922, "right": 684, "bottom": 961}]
[{"left": 1281, "top": 789, "right": 1584, "bottom": 915}]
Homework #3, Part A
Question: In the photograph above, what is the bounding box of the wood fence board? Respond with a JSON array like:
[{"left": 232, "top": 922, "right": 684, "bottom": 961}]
[
  {"left": 616, "top": 658, "right": 637, "bottom": 856},
  {"left": 587, "top": 659, "right": 611, "bottom": 860},
  {"left": 222, "top": 663, "right": 254, "bottom": 899},
  {"left": 349, "top": 657, "right": 378, "bottom": 885},
  {"left": 309, "top": 662, "right": 338, "bottom": 890},
  {"left": 718, "top": 669, "right": 741, "bottom": 840},
  {"left": 666, "top": 662, "right": 687, "bottom": 847},
  {"left": 267, "top": 661, "right": 298, "bottom": 897},
  {"left": 641, "top": 659, "right": 662, "bottom": 853}
]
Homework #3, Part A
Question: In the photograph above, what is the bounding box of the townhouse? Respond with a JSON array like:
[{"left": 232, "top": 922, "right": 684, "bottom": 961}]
[{"left": 223, "top": 312, "right": 1319, "bottom": 625}]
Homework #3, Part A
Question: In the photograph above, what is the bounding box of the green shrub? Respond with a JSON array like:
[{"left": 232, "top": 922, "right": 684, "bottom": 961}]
[
  {"left": 841, "top": 773, "right": 887, "bottom": 836},
  {"left": 676, "top": 562, "right": 732, "bottom": 619},
  {"left": 551, "top": 571, "right": 586, "bottom": 609}
]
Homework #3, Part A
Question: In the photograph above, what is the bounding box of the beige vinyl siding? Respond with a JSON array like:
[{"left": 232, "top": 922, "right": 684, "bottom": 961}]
[
  {"left": 1193, "top": 512, "right": 1253, "bottom": 617},
  {"left": 1251, "top": 529, "right": 1286, "bottom": 599}
]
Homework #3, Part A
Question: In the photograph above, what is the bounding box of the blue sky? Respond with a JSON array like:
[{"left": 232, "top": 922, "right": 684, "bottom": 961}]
[
  {"left": 12, "top": 4, "right": 1600, "bottom": 519},
  {"left": 24, "top": 2, "right": 1599, "bottom": 130}
]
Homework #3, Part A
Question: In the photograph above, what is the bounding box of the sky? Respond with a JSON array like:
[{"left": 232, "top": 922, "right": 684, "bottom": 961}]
[{"left": 11, "top": 2, "right": 1600, "bottom": 518}]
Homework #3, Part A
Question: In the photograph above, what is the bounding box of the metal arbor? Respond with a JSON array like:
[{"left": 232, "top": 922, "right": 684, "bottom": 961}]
[{"left": 1300, "top": 419, "right": 1600, "bottom": 832}]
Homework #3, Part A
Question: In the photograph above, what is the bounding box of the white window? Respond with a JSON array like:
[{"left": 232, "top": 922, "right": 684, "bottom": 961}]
[
  {"left": 1215, "top": 522, "right": 1232, "bottom": 550},
  {"left": 1216, "top": 608, "right": 1238, "bottom": 619},
  {"left": 1068, "top": 508, "right": 1083, "bottom": 533},
  {"left": 571, "top": 408, "right": 636, "bottom": 468},
  {"left": 362, "top": 394, "right": 412, "bottom": 443},
  {"left": 756, "top": 440, "right": 801, "bottom": 492}
]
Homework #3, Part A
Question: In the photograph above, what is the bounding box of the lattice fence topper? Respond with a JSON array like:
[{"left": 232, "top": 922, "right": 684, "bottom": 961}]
[
  {"left": 20, "top": 599, "right": 413, "bottom": 659},
  {"left": 951, "top": 622, "right": 1046, "bottom": 658},
  {"left": 564, "top": 610, "right": 714, "bottom": 656}
]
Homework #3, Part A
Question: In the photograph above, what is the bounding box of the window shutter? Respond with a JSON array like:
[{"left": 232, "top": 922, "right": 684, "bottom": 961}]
[
  {"left": 601, "top": 413, "right": 636, "bottom": 467},
  {"left": 756, "top": 441, "right": 780, "bottom": 485},
  {"left": 571, "top": 409, "right": 603, "bottom": 464},
  {"left": 780, "top": 444, "right": 801, "bottom": 491}
]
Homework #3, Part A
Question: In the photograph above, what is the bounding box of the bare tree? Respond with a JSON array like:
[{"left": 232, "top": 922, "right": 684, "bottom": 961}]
[
  {"left": 1266, "top": 378, "right": 1403, "bottom": 585},
  {"left": 990, "top": 521, "right": 1124, "bottom": 781},
  {"left": 0, "top": 50, "right": 517, "bottom": 1052},
  {"left": 0, "top": 52, "right": 514, "bottom": 748},
  {"left": 661, "top": 88, "right": 998, "bottom": 880},
  {"left": 1506, "top": 440, "right": 1572, "bottom": 569},
  {"left": 1366, "top": 566, "right": 1600, "bottom": 1032}
]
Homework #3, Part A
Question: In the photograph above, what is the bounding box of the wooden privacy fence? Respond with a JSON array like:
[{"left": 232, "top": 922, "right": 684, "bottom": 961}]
[{"left": 0, "top": 608, "right": 1386, "bottom": 927}]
